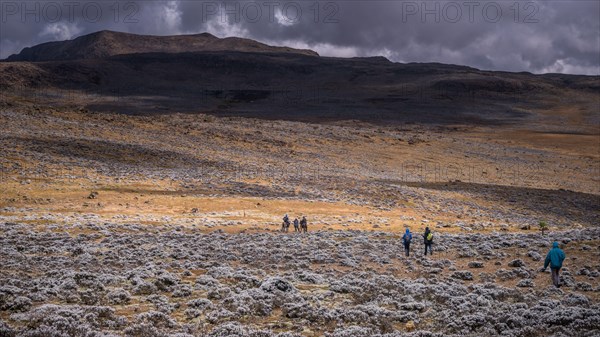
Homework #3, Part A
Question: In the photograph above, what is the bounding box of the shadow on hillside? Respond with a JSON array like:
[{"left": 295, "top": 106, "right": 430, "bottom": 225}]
[
  {"left": 391, "top": 180, "right": 600, "bottom": 226},
  {"left": 7, "top": 135, "right": 216, "bottom": 169},
  {"left": 99, "top": 181, "right": 320, "bottom": 200}
]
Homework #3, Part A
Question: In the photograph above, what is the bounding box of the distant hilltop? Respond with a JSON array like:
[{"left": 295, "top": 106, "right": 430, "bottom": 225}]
[
  {"left": 1, "top": 30, "right": 598, "bottom": 125},
  {"left": 6, "top": 30, "right": 319, "bottom": 62}
]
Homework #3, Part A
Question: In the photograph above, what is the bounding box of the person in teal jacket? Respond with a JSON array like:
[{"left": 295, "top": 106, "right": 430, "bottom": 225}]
[
  {"left": 542, "top": 241, "right": 566, "bottom": 287},
  {"left": 402, "top": 228, "right": 413, "bottom": 257}
]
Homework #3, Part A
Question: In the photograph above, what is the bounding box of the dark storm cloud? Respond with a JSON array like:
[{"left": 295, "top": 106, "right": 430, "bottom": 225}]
[{"left": 0, "top": 0, "right": 598, "bottom": 74}]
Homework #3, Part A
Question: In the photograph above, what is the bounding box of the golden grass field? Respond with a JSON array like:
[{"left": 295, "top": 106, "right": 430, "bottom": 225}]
[{"left": 1, "top": 102, "right": 598, "bottom": 233}]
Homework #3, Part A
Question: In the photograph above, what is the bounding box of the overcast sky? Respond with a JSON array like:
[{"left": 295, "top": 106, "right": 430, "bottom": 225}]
[{"left": 1, "top": 0, "right": 598, "bottom": 74}]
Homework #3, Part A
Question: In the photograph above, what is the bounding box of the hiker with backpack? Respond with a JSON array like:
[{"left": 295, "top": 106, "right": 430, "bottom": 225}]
[
  {"left": 402, "top": 228, "right": 413, "bottom": 256},
  {"left": 300, "top": 216, "right": 307, "bottom": 233},
  {"left": 541, "top": 241, "right": 566, "bottom": 287},
  {"left": 293, "top": 218, "right": 300, "bottom": 232},
  {"left": 282, "top": 214, "right": 290, "bottom": 232},
  {"left": 423, "top": 227, "right": 433, "bottom": 255}
]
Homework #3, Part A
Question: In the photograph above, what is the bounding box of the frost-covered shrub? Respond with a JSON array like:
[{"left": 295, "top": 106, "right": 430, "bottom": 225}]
[
  {"left": 451, "top": 271, "right": 473, "bottom": 281},
  {"left": 455, "top": 313, "right": 487, "bottom": 330},
  {"left": 295, "top": 271, "right": 324, "bottom": 284},
  {"left": 207, "top": 287, "right": 232, "bottom": 300},
  {"left": 282, "top": 301, "right": 325, "bottom": 321},
  {"left": 207, "top": 322, "right": 276, "bottom": 337},
  {"left": 516, "top": 279, "right": 534, "bottom": 288},
  {"left": 12, "top": 304, "right": 126, "bottom": 336},
  {"left": 479, "top": 272, "right": 496, "bottom": 283},
  {"left": 195, "top": 275, "right": 221, "bottom": 290},
  {"left": 80, "top": 289, "right": 101, "bottom": 305},
  {"left": 496, "top": 269, "right": 516, "bottom": 281},
  {"left": 133, "top": 280, "right": 158, "bottom": 295},
  {"left": 135, "top": 311, "right": 178, "bottom": 329},
  {"left": 183, "top": 307, "right": 201, "bottom": 319},
  {"left": 206, "top": 308, "right": 235, "bottom": 324},
  {"left": 326, "top": 325, "right": 376, "bottom": 337},
  {"left": 231, "top": 273, "right": 261, "bottom": 290},
  {"left": 154, "top": 272, "right": 180, "bottom": 292},
  {"left": 508, "top": 259, "right": 526, "bottom": 268},
  {"left": 260, "top": 277, "right": 297, "bottom": 294},
  {"left": 4, "top": 295, "right": 32, "bottom": 312},
  {"left": 107, "top": 288, "right": 131, "bottom": 305},
  {"left": 527, "top": 251, "right": 542, "bottom": 261},
  {"left": 73, "top": 272, "right": 104, "bottom": 290},
  {"left": 124, "top": 323, "right": 162, "bottom": 337},
  {"left": 330, "top": 281, "right": 360, "bottom": 294},
  {"left": 146, "top": 295, "right": 175, "bottom": 314},
  {"left": 467, "top": 261, "right": 484, "bottom": 268},
  {"left": 398, "top": 302, "right": 426, "bottom": 312},
  {"left": 172, "top": 284, "right": 193, "bottom": 298},
  {"left": 0, "top": 318, "right": 15, "bottom": 337},
  {"left": 575, "top": 282, "right": 593, "bottom": 292},
  {"left": 560, "top": 272, "right": 577, "bottom": 288},
  {"left": 222, "top": 288, "right": 274, "bottom": 316},
  {"left": 187, "top": 298, "right": 213, "bottom": 310},
  {"left": 457, "top": 248, "right": 476, "bottom": 258},
  {"left": 563, "top": 293, "right": 590, "bottom": 307},
  {"left": 0, "top": 286, "right": 24, "bottom": 311}
]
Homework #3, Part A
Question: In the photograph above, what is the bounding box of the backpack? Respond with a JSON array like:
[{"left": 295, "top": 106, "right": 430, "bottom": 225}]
[
  {"left": 427, "top": 233, "right": 433, "bottom": 241},
  {"left": 403, "top": 233, "right": 412, "bottom": 243}
]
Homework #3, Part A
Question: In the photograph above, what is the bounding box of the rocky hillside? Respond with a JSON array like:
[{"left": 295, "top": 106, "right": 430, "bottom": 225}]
[
  {"left": 5, "top": 30, "right": 318, "bottom": 62},
  {"left": 2, "top": 31, "right": 599, "bottom": 127}
]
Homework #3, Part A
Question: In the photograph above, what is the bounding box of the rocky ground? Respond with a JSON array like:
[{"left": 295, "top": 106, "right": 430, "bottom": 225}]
[
  {"left": 0, "top": 101, "right": 599, "bottom": 336},
  {"left": 1, "top": 222, "right": 599, "bottom": 337}
]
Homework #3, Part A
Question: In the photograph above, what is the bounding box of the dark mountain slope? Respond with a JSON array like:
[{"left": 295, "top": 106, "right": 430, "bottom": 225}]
[{"left": 1, "top": 31, "right": 598, "bottom": 126}]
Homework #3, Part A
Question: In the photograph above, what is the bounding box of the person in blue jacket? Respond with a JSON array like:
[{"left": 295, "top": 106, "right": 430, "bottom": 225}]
[
  {"left": 542, "top": 241, "right": 566, "bottom": 288},
  {"left": 402, "top": 228, "right": 413, "bottom": 257}
]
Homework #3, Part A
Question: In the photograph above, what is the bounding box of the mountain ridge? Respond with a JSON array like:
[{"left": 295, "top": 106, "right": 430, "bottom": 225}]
[{"left": 6, "top": 30, "right": 319, "bottom": 62}]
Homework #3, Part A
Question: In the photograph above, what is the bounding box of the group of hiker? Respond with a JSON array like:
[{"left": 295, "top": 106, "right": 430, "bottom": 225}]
[
  {"left": 282, "top": 214, "right": 307, "bottom": 233},
  {"left": 401, "top": 227, "right": 434, "bottom": 257},
  {"left": 401, "top": 227, "right": 566, "bottom": 288},
  {"left": 280, "top": 214, "right": 566, "bottom": 288}
]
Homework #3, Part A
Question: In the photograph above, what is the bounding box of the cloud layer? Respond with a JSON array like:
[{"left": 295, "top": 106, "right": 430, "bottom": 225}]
[{"left": 1, "top": 0, "right": 598, "bottom": 74}]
